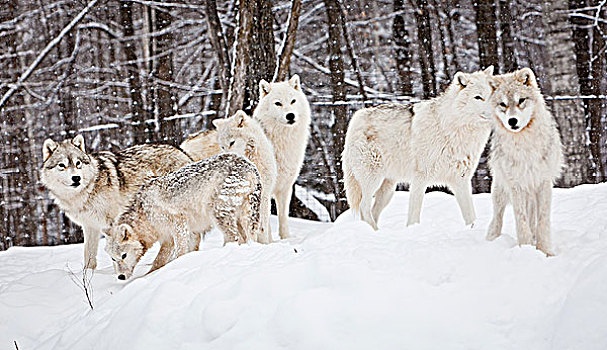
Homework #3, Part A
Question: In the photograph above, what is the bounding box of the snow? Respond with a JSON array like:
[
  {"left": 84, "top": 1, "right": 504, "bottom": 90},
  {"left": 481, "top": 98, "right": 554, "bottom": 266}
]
[{"left": 2, "top": 184, "right": 607, "bottom": 350}]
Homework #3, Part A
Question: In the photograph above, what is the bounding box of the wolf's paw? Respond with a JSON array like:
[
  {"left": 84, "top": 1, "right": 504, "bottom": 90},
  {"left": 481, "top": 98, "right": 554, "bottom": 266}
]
[
  {"left": 486, "top": 229, "right": 501, "bottom": 241},
  {"left": 84, "top": 259, "right": 97, "bottom": 270},
  {"left": 537, "top": 244, "right": 555, "bottom": 257}
]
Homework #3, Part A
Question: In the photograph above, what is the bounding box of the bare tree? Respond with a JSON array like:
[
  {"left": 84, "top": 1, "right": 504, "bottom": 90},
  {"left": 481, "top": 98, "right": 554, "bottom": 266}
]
[
  {"left": 226, "top": 0, "right": 253, "bottom": 116},
  {"left": 498, "top": 0, "right": 517, "bottom": 72},
  {"left": 393, "top": 0, "right": 413, "bottom": 95},
  {"left": 274, "top": 0, "right": 302, "bottom": 82},
  {"left": 414, "top": 0, "right": 437, "bottom": 98},
  {"left": 205, "top": 0, "right": 231, "bottom": 115},
  {"left": 473, "top": 0, "right": 499, "bottom": 70}
]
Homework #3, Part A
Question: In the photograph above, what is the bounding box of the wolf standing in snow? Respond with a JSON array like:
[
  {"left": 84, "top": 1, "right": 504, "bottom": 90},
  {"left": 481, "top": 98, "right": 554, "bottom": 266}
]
[
  {"left": 486, "top": 68, "right": 563, "bottom": 256},
  {"left": 212, "top": 110, "right": 277, "bottom": 244},
  {"left": 40, "top": 135, "right": 192, "bottom": 269},
  {"left": 181, "top": 75, "right": 310, "bottom": 239},
  {"left": 342, "top": 67, "right": 495, "bottom": 229},
  {"left": 254, "top": 75, "right": 311, "bottom": 239},
  {"left": 104, "top": 153, "right": 262, "bottom": 280}
]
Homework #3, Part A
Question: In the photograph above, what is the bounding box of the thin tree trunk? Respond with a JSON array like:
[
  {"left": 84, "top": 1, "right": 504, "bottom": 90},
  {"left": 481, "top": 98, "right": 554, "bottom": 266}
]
[
  {"left": 414, "top": 0, "right": 437, "bottom": 98},
  {"left": 337, "top": 1, "right": 367, "bottom": 101},
  {"left": 323, "top": 0, "right": 348, "bottom": 218},
  {"left": 473, "top": 0, "right": 499, "bottom": 70},
  {"left": 498, "top": 0, "right": 517, "bottom": 72},
  {"left": 205, "top": 0, "right": 231, "bottom": 116},
  {"left": 542, "top": 0, "right": 589, "bottom": 186},
  {"left": 393, "top": 0, "right": 413, "bottom": 95},
  {"left": 226, "top": 0, "right": 253, "bottom": 116},
  {"left": 274, "top": 0, "right": 302, "bottom": 82}
]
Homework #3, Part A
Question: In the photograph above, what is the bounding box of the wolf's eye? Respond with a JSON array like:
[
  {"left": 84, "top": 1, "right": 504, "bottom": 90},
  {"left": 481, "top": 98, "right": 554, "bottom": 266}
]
[
  {"left": 275, "top": 101, "right": 282, "bottom": 107},
  {"left": 75, "top": 160, "right": 82, "bottom": 168},
  {"left": 518, "top": 98, "right": 526, "bottom": 105},
  {"left": 58, "top": 163, "right": 66, "bottom": 170},
  {"left": 291, "top": 99, "right": 296, "bottom": 104},
  {"left": 229, "top": 140, "right": 235, "bottom": 147},
  {"left": 111, "top": 257, "right": 116, "bottom": 262},
  {"left": 121, "top": 253, "right": 127, "bottom": 259},
  {"left": 499, "top": 102, "right": 507, "bottom": 108},
  {"left": 474, "top": 95, "right": 484, "bottom": 101}
]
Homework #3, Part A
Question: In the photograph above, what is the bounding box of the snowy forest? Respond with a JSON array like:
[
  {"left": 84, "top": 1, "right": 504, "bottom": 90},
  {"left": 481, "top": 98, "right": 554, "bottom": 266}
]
[{"left": 0, "top": 0, "right": 606, "bottom": 249}]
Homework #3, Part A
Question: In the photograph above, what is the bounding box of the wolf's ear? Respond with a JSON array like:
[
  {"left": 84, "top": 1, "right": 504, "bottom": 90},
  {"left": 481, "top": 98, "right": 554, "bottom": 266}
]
[
  {"left": 118, "top": 223, "right": 132, "bottom": 241},
  {"left": 288, "top": 74, "right": 301, "bottom": 90},
  {"left": 483, "top": 65, "right": 494, "bottom": 76},
  {"left": 259, "top": 79, "right": 271, "bottom": 97},
  {"left": 71, "top": 134, "right": 86, "bottom": 153},
  {"left": 234, "top": 110, "right": 248, "bottom": 128},
  {"left": 42, "top": 139, "right": 58, "bottom": 162},
  {"left": 454, "top": 72, "right": 469, "bottom": 89},
  {"left": 515, "top": 68, "right": 538, "bottom": 88},
  {"left": 212, "top": 118, "right": 226, "bottom": 129}
]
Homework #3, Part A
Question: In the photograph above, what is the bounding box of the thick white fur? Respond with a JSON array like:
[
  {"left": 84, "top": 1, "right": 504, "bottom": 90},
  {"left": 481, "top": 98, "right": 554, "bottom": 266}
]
[
  {"left": 342, "top": 67, "right": 495, "bottom": 229},
  {"left": 254, "top": 75, "right": 311, "bottom": 238},
  {"left": 486, "top": 68, "right": 563, "bottom": 255},
  {"left": 213, "top": 110, "right": 277, "bottom": 244}
]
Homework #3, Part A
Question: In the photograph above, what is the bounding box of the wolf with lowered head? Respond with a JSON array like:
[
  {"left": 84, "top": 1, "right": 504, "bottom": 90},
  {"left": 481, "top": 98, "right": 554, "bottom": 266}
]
[
  {"left": 486, "top": 68, "right": 563, "bottom": 256},
  {"left": 40, "top": 135, "right": 192, "bottom": 269},
  {"left": 342, "top": 66, "right": 495, "bottom": 229},
  {"left": 104, "top": 153, "right": 262, "bottom": 280}
]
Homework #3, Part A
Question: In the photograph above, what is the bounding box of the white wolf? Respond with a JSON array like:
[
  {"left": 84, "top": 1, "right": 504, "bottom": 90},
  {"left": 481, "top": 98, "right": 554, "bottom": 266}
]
[
  {"left": 104, "top": 153, "right": 262, "bottom": 280},
  {"left": 255, "top": 75, "right": 311, "bottom": 238},
  {"left": 40, "top": 135, "right": 192, "bottom": 269},
  {"left": 485, "top": 68, "right": 563, "bottom": 256},
  {"left": 212, "top": 110, "right": 277, "bottom": 244},
  {"left": 342, "top": 67, "right": 495, "bottom": 229}
]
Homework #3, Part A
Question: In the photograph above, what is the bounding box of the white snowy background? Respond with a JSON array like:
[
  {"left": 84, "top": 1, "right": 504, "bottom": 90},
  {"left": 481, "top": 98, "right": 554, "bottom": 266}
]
[{"left": 1, "top": 184, "right": 606, "bottom": 350}]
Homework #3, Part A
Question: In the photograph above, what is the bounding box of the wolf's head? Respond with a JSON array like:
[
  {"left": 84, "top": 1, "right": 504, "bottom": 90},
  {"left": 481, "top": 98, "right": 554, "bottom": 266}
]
[
  {"left": 447, "top": 66, "right": 495, "bottom": 125},
  {"left": 104, "top": 222, "right": 146, "bottom": 280},
  {"left": 40, "top": 135, "right": 96, "bottom": 198},
  {"left": 490, "top": 68, "right": 540, "bottom": 133},
  {"left": 213, "top": 110, "right": 263, "bottom": 155},
  {"left": 254, "top": 75, "right": 311, "bottom": 127}
]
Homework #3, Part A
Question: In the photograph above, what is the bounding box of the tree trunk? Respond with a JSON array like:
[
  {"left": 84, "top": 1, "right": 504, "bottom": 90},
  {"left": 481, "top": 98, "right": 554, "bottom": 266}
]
[
  {"left": 414, "top": 0, "right": 437, "bottom": 98},
  {"left": 119, "top": 0, "right": 148, "bottom": 143},
  {"left": 473, "top": 0, "right": 499, "bottom": 70},
  {"left": 226, "top": 0, "right": 253, "bottom": 116},
  {"left": 542, "top": 0, "right": 589, "bottom": 186},
  {"left": 393, "top": 0, "right": 413, "bottom": 95},
  {"left": 323, "top": 0, "right": 348, "bottom": 218},
  {"left": 498, "top": 0, "right": 517, "bottom": 72},
  {"left": 205, "top": 0, "right": 231, "bottom": 116},
  {"left": 274, "top": 0, "right": 302, "bottom": 82},
  {"left": 154, "top": 7, "right": 179, "bottom": 144}
]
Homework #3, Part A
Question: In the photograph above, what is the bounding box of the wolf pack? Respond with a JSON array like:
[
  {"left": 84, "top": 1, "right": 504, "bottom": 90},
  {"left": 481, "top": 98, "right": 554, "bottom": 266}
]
[{"left": 40, "top": 66, "right": 563, "bottom": 280}]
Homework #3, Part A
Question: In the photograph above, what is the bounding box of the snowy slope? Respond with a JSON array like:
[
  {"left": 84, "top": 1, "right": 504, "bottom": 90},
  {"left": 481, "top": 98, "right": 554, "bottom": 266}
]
[{"left": 1, "top": 184, "right": 607, "bottom": 350}]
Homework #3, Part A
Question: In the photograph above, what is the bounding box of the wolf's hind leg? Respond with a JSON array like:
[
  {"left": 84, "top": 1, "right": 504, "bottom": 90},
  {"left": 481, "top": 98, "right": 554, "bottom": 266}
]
[
  {"left": 360, "top": 175, "right": 383, "bottom": 230},
  {"left": 83, "top": 226, "right": 100, "bottom": 269},
  {"left": 371, "top": 179, "right": 396, "bottom": 224},
  {"left": 407, "top": 180, "right": 428, "bottom": 226}
]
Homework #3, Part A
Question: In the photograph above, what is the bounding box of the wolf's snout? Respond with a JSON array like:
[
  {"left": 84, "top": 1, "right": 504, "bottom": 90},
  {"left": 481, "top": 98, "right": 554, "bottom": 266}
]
[
  {"left": 71, "top": 175, "right": 81, "bottom": 187},
  {"left": 286, "top": 113, "right": 295, "bottom": 123},
  {"left": 508, "top": 118, "right": 518, "bottom": 127},
  {"left": 117, "top": 274, "right": 126, "bottom": 280}
]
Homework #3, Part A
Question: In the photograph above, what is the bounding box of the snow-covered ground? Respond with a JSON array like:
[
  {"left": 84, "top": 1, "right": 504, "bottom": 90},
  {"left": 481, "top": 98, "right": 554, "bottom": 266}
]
[{"left": 1, "top": 184, "right": 607, "bottom": 350}]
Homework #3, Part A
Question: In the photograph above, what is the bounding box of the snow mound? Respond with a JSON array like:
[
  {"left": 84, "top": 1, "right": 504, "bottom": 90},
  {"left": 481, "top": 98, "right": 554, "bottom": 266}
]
[{"left": 1, "top": 184, "right": 607, "bottom": 350}]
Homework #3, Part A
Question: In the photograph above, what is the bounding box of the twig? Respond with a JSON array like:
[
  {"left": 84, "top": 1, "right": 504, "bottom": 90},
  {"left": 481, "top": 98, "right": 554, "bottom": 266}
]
[{"left": 66, "top": 261, "right": 95, "bottom": 310}]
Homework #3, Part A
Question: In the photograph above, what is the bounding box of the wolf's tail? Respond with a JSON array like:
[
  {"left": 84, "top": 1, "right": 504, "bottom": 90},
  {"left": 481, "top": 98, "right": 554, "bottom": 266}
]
[{"left": 342, "top": 156, "right": 362, "bottom": 216}]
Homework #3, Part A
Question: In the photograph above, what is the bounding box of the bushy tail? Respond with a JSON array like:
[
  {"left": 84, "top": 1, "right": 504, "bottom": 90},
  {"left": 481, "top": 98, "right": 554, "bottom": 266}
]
[{"left": 342, "top": 156, "right": 362, "bottom": 216}]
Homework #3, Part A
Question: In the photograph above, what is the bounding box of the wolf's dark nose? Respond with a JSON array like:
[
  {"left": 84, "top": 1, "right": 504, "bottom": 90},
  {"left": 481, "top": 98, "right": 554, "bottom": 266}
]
[
  {"left": 72, "top": 175, "right": 81, "bottom": 183},
  {"left": 118, "top": 274, "right": 126, "bottom": 280},
  {"left": 508, "top": 118, "right": 518, "bottom": 127},
  {"left": 286, "top": 113, "right": 295, "bottom": 122}
]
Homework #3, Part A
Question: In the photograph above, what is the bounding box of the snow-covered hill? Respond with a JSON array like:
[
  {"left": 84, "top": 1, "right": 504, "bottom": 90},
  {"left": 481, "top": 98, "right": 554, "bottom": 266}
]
[{"left": 1, "top": 184, "right": 607, "bottom": 350}]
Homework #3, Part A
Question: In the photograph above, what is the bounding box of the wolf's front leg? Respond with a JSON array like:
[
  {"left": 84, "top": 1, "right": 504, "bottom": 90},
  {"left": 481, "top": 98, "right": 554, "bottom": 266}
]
[
  {"left": 453, "top": 180, "right": 476, "bottom": 226},
  {"left": 275, "top": 185, "right": 292, "bottom": 239},
  {"left": 512, "top": 188, "right": 534, "bottom": 246},
  {"left": 535, "top": 181, "right": 554, "bottom": 256},
  {"left": 486, "top": 181, "right": 507, "bottom": 241},
  {"left": 407, "top": 180, "right": 427, "bottom": 226},
  {"left": 150, "top": 240, "right": 174, "bottom": 273},
  {"left": 258, "top": 193, "right": 272, "bottom": 244},
  {"left": 83, "top": 226, "right": 101, "bottom": 269}
]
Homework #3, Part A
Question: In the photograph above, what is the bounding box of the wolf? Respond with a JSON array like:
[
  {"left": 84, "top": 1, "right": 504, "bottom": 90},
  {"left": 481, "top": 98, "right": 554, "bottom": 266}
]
[
  {"left": 485, "top": 68, "right": 563, "bottom": 256},
  {"left": 342, "top": 66, "right": 495, "bottom": 230},
  {"left": 104, "top": 153, "right": 262, "bottom": 280},
  {"left": 212, "top": 110, "right": 277, "bottom": 244},
  {"left": 180, "top": 129, "right": 221, "bottom": 162},
  {"left": 40, "top": 135, "right": 192, "bottom": 269},
  {"left": 254, "top": 75, "right": 311, "bottom": 239}
]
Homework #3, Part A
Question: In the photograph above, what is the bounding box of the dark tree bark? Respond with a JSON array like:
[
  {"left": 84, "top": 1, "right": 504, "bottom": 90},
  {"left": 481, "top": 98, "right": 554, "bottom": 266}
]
[
  {"left": 473, "top": 0, "right": 499, "bottom": 70},
  {"left": 337, "top": 2, "right": 367, "bottom": 101},
  {"left": 498, "top": 0, "right": 517, "bottom": 72},
  {"left": 205, "top": 0, "right": 231, "bottom": 115},
  {"left": 226, "top": 0, "right": 253, "bottom": 116},
  {"left": 119, "top": 0, "right": 148, "bottom": 143},
  {"left": 414, "top": 0, "right": 437, "bottom": 98},
  {"left": 542, "top": 0, "right": 590, "bottom": 186},
  {"left": 323, "top": 0, "right": 348, "bottom": 218},
  {"left": 274, "top": 0, "right": 302, "bottom": 82},
  {"left": 393, "top": 0, "right": 413, "bottom": 95},
  {"left": 154, "top": 7, "right": 179, "bottom": 144}
]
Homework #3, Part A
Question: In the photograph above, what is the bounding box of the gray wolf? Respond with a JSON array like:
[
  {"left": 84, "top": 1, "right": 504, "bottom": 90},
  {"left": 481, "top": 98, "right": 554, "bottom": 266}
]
[
  {"left": 40, "top": 135, "right": 191, "bottom": 269},
  {"left": 342, "top": 66, "right": 495, "bottom": 229},
  {"left": 213, "top": 110, "right": 277, "bottom": 244},
  {"left": 104, "top": 153, "right": 262, "bottom": 280},
  {"left": 486, "top": 68, "right": 563, "bottom": 256}
]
